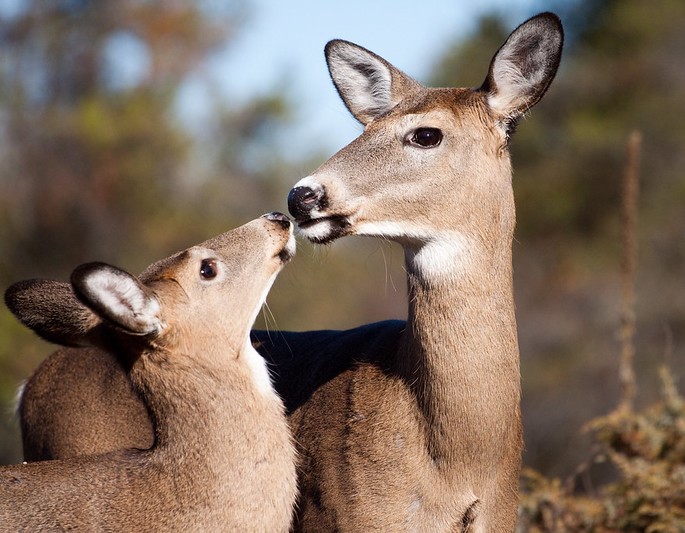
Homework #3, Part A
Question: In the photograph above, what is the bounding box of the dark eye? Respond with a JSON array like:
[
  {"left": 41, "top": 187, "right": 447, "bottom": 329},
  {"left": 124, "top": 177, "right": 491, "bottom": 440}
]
[
  {"left": 410, "top": 127, "right": 443, "bottom": 148},
  {"left": 200, "top": 259, "right": 218, "bottom": 280}
]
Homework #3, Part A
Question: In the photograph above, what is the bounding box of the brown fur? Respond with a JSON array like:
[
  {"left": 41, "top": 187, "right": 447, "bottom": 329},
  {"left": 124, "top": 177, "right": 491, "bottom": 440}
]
[
  {"left": 2, "top": 215, "right": 298, "bottom": 532},
  {"left": 20, "top": 345, "right": 154, "bottom": 460},
  {"left": 15, "top": 13, "right": 563, "bottom": 533},
  {"left": 286, "top": 13, "right": 562, "bottom": 532}
]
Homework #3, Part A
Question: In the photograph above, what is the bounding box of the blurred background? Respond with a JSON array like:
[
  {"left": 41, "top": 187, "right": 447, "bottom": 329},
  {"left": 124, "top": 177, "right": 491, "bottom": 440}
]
[{"left": 0, "top": 0, "right": 683, "bottom": 486}]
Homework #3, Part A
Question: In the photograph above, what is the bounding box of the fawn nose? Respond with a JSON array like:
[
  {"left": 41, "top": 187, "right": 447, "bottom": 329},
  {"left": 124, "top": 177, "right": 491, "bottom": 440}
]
[
  {"left": 262, "top": 211, "right": 292, "bottom": 230},
  {"left": 287, "top": 184, "right": 325, "bottom": 220}
]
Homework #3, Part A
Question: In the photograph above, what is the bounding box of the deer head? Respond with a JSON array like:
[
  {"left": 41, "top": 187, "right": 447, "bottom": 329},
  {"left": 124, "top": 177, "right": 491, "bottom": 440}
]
[{"left": 288, "top": 13, "right": 563, "bottom": 270}]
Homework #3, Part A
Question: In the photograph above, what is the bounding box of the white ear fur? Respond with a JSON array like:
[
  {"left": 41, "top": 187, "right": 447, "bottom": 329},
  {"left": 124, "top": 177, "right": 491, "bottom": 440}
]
[
  {"left": 486, "top": 51, "right": 539, "bottom": 117},
  {"left": 325, "top": 40, "right": 420, "bottom": 125},
  {"left": 72, "top": 263, "right": 162, "bottom": 336},
  {"left": 482, "top": 13, "right": 563, "bottom": 125}
]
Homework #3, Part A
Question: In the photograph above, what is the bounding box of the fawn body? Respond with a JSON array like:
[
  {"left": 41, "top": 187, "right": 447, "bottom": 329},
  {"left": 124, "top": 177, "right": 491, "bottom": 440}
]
[{"left": 2, "top": 214, "right": 297, "bottom": 532}]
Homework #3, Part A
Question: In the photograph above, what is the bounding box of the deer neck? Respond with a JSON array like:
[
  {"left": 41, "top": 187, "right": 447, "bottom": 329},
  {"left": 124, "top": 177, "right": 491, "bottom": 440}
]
[
  {"left": 130, "top": 344, "right": 283, "bottom": 465},
  {"left": 397, "top": 230, "right": 521, "bottom": 469}
]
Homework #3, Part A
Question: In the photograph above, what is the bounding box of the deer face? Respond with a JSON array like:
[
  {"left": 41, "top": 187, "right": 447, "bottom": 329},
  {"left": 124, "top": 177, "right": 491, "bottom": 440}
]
[
  {"left": 141, "top": 213, "right": 295, "bottom": 352},
  {"left": 288, "top": 14, "right": 563, "bottom": 253},
  {"left": 289, "top": 90, "right": 512, "bottom": 248}
]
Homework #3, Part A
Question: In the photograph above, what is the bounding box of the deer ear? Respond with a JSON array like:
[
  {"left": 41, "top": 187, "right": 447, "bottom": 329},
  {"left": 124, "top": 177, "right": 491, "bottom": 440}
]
[
  {"left": 325, "top": 39, "right": 423, "bottom": 125},
  {"left": 480, "top": 12, "right": 563, "bottom": 132},
  {"left": 4, "top": 279, "right": 101, "bottom": 346},
  {"left": 71, "top": 262, "right": 163, "bottom": 337}
]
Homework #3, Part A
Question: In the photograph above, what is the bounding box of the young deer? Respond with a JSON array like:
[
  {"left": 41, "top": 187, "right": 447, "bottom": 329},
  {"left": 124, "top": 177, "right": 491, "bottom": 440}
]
[
  {"left": 1, "top": 214, "right": 298, "bottom": 532},
  {"left": 285, "top": 13, "right": 563, "bottom": 531},
  {"left": 15, "top": 12, "right": 562, "bottom": 532}
]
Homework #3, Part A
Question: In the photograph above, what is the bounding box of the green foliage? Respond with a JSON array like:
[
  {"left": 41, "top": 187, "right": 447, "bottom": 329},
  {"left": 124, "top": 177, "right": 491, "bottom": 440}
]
[{"left": 519, "top": 367, "right": 685, "bottom": 531}]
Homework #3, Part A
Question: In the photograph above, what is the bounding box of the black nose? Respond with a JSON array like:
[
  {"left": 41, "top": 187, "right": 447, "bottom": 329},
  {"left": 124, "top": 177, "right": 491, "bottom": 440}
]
[
  {"left": 287, "top": 186, "right": 325, "bottom": 220},
  {"left": 262, "top": 211, "right": 291, "bottom": 230}
]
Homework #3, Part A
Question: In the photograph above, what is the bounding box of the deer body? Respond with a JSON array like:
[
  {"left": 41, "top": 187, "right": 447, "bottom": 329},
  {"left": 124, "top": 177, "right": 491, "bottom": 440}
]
[
  {"left": 19, "top": 321, "right": 406, "bottom": 461},
  {"left": 14, "top": 12, "right": 562, "bottom": 532},
  {"left": 2, "top": 214, "right": 298, "bottom": 532},
  {"left": 286, "top": 14, "right": 562, "bottom": 531},
  {"left": 288, "top": 107, "right": 521, "bottom": 531}
]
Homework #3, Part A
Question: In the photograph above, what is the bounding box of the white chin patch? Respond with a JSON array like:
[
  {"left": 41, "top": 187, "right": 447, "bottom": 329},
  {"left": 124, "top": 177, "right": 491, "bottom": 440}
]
[{"left": 298, "top": 218, "right": 335, "bottom": 242}]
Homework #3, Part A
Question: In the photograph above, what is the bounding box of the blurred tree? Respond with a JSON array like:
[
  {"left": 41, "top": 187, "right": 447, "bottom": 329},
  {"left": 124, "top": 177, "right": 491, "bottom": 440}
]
[
  {"left": 2, "top": 0, "right": 684, "bottom": 487},
  {"left": 0, "top": 0, "right": 242, "bottom": 276},
  {"left": 0, "top": 0, "right": 408, "bottom": 465},
  {"left": 0, "top": 0, "right": 298, "bottom": 463}
]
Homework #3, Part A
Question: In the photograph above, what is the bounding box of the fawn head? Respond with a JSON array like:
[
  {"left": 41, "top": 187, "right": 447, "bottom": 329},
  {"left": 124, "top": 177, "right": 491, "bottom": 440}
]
[{"left": 5, "top": 213, "right": 295, "bottom": 362}]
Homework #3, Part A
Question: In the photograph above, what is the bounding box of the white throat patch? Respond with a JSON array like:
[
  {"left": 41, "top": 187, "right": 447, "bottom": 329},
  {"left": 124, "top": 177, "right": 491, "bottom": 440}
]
[
  {"left": 243, "top": 341, "right": 276, "bottom": 399},
  {"left": 355, "top": 221, "right": 474, "bottom": 281},
  {"left": 242, "top": 271, "right": 280, "bottom": 399},
  {"left": 407, "top": 233, "right": 474, "bottom": 282}
]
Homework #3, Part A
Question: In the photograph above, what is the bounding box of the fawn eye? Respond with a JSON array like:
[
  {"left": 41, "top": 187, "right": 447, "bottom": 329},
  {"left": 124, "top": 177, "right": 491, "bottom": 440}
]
[
  {"left": 199, "top": 259, "right": 218, "bottom": 280},
  {"left": 410, "top": 127, "right": 443, "bottom": 148}
]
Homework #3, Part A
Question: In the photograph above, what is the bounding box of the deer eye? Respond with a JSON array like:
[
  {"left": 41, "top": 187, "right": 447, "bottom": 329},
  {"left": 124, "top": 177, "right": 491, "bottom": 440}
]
[
  {"left": 199, "top": 259, "right": 218, "bottom": 280},
  {"left": 409, "top": 127, "right": 443, "bottom": 148}
]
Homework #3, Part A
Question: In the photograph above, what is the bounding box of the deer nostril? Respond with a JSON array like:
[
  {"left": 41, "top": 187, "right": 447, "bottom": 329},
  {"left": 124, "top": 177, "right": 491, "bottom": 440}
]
[{"left": 287, "top": 186, "right": 324, "bottom": 220}]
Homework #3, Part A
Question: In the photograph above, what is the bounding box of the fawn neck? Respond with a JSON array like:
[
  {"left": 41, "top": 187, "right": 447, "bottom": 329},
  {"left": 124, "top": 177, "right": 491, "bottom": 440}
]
[
  {"left": 397, "top": 229, "right": 521, "bottom": 475},
  {"left": 131, "top": 343, "right": 278, "bottom": 460}
]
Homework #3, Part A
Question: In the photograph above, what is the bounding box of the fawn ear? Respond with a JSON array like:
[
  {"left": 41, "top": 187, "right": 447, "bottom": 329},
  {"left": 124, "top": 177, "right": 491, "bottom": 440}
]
[
  {"left": 4, "top": 279, "right": 101, "bottom": 346},
  {"left": 480, "top": 12, "right": 563, "bottom": 134},
  {"left": 71, "top": 262, "right": 163, "bottom": 337},
  {"left": 325, "top": 39, "right": 423, "bottom": 125}
]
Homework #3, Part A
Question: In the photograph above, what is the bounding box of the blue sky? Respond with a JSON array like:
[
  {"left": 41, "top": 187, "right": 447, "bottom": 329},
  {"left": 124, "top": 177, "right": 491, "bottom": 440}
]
[{"left": 178, "top": 0, "right": 547, "bottom": 157}]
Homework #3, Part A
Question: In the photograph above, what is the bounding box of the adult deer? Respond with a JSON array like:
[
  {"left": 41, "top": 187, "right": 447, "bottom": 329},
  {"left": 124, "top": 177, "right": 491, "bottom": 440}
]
[
  {"left": 15, "top": 12, "right": 562, "bottom": 532},
  {"left": 285, "top": 13, "right": 563, "bottom": 531},
  {"left": 2, "top": 214, "right": 298, "bottom": 532}
]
